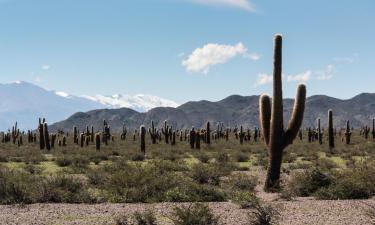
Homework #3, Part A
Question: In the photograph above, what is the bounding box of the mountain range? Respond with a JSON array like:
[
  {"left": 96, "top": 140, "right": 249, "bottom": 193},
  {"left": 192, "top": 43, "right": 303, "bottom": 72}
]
[
  {"left": 1, "top": 81, "right": 374, "bottom": 132},
  {"left": 50, "top": 93, "right": 375, "bottom": 133},
  {"left": 0, "top": 81, "right": 179, "bottom": 130}
]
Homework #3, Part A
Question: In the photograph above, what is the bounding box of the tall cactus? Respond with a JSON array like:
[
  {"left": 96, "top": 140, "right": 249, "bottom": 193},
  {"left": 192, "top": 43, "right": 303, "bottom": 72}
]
[
  {"left": 317, "top": 118, "right": 323, "bottom": 145},
  {"left": 140, "top": 125, "right": 146, "bottom": 154},
  {"left": 43, "top": 123, "right": 51, "bottom": 151},
  {"left": 372, "top": 118, "right": 375, "bottom": 141},
  {"left": 95, "top": 133, "right": 101, "bottom": 151},
  {"left": 38, "top": 118, "right": 45, "bottom": 149},
  {"left": 73, "top": 126, "right": 78, "bottom": 144},
  {"left": 206, "top": 122, "right": 211, "bottom": 144},
  {"left": 259, "top": 34, "right": 306, "bottom": 191},
  {"left": 328, "top": 109, "right": 335, "bottom": 149},
  {"left": 344, "top": 120, "right": 351, "bottom": 145},
  {"left": 149, "top": 120, "right": 157, "bottom": 144},
  {"left": 162, "top": 120, "right": 169, "bottom": 144}
]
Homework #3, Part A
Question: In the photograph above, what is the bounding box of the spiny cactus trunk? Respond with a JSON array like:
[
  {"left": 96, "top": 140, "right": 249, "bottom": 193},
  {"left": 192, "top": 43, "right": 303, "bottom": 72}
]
[
  {"left": 260, "top": 34, "right": 306, "bottom": 192},
  {"left": 372, "top": 118, "right": 375, "bottom": 141},
  {"left": 140, "top": 125, "right": 146, "bottom": 154},
  {"left": 95, "top": 133, "right": 101, "bottom": 150},
  {"left": 328, "top": 110, "right": 335, "bottom": 150},
  {"left": 43, "top": 123, "right": 51, "bottom": 151},
  {"left": 206, "top": 122, "right": 211, "bottom": 144},
  {"left": 39, "top": 118, "right": 45, "bottom": 150},
  {"left": 195, "top": 130, "right": 201, "bottom": 149},
  {"left": 345, "top": 120, "right": 351, "bottom": 145},
  {"left": 318, "top": 118, "right": 323, "bottom": 145},
  {"left": 73, "top": 126, "right": 78, "bottom": 144}
]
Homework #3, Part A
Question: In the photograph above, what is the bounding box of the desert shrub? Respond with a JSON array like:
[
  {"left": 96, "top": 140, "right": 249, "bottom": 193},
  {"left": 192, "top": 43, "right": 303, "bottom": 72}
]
[
  {"left": 0, "top": 168, "right": 42, "bottom": 204},
  {"left": 216, "top": 152, "right": 229, "bottom": 164},
  {"left": 316, "top": 157, "right": 338, "bottom": 170},
  {"left": 131, "top": 152, "right": 145, "bottom": 161},
  {"left": 231, "top": 191, "right": 260, "bottom": 209},
  {"left": 283, "top": 152, "right": 297, "bottom": 163},
  {"left": 225, "top": 173, "right": 257, "bottom": 191},
  {"left": 41, "top": 175, "right": 93, "bottom": 203},
  {"left": 87, "top": 169, "right": 108, "bottom": 185},
  {"left": 170, "top": 203, "right": 220, "bottom": 225},
  {"left": 284, "top": 168, "right": 332, "bottom": 197},
  {"left": 317, "top": 162, "right": 375, "bottom": 199},
  {"left": 196, "top": 152, "right": 210, "bottom": 163},
  {"left": 133, "top": 211, "right": 157, "bottom": 225},
  {"left": 23, "top": 164, "right": 43, "bottom": 175},
  {"left": 165, "top": 183, "right": 225, "bottom": 202},
  {"left": 89, "top": 152, "right": 109, "bottom": 165},
  {"left": 247, "top": 202, "right": 280, "bottom": 225},
  {"left": 234, "top": 152, "right": 249, "bottom": 162},
  {"left": 190, "top": 163, "right": 221, "bottom": 185},
  {"left": 55, "top": 155, "right": 72, "bottom": 167}
]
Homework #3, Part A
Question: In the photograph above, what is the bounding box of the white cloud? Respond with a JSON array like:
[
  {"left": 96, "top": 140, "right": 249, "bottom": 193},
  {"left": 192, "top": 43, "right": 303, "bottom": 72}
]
[
  {"left": 188, "top": 0, "right": 255, "bottom": 12},
  {"left": 333, "top": 53, "right": 358, "bottom": 64},
  {"left": 182, "top": 42, "right": 248, "bottom": 74},
  {"left": 255, "top": 73, "right": 272, "bottom": 87},
  {"left": 41, "top": 65, "right": 50, "bottom": 70},
  {"left": 316, "top": 64, "right": 335, "bottom": 80},
  {"left": 287, "top": 70, "right": 311, "bottom": 83},
  {"left": 244, "top": 52, "right": 262, "bottom": 61}
]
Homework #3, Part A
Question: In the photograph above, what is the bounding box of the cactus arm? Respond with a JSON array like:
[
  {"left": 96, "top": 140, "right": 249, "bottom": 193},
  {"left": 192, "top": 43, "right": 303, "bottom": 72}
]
[
  {"left": 259, "top": 94, "right": 271, "bottom": 146},
  {"left": 282, "top": 84, "right": 306, "bottom": 148}
]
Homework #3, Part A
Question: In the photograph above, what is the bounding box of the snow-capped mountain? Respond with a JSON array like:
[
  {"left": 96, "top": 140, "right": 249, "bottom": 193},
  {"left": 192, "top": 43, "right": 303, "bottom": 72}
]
[
  {"left": 82, "top": 94, "right": 179, "bottom": 112},
  {"left": 0, "top": 81, "right": 179, "bottom": 130}
]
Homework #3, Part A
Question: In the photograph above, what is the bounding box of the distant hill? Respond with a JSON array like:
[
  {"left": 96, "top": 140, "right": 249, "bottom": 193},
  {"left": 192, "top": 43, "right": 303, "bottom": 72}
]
[
  {"left": 50, "top": 93, "right": 375, "bottom": 132},
  {"left": 0, "top": 81, "right": 179, "bottom": 130}
]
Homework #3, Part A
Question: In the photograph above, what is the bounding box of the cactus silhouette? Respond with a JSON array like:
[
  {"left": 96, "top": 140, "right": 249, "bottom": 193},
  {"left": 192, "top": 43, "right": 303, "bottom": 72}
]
[
  {"left": 328, "top": 109, "right": 335, "bottom": 149},
  {"left": 206, "top": 122, "right": 211, "bottom": 144},
  {"left": 259, "top": 34, "right": 306, "bottom": 191},
  {"left": 345, "top": 120, "right": 351, "bottom": 144},
  {"left": 317, "top": 118, "right": 323, "bottom": 145},
  {"left": 140, "top": 125, "right": 146, "bottom": 154},
  {"left": 95, "top": 133, "right": 101, "bottom": 150}
]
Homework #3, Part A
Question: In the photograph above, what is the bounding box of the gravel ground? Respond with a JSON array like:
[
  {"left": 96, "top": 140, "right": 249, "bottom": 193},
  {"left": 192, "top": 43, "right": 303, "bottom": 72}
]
[{"left": 0, "top": 198, "right": 374, "bottom": 225}]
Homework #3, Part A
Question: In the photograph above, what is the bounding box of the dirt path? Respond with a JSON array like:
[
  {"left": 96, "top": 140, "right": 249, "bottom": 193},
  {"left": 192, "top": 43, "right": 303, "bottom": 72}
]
[{"left": 0, "top": 198, "right": 373, "bottom": 225}]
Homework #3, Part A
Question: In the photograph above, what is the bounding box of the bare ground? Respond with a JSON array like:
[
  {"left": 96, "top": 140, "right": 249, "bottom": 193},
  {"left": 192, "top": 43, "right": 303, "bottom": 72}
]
[{"left": 0, "top": 198, "right": 374, "bottom": 225}]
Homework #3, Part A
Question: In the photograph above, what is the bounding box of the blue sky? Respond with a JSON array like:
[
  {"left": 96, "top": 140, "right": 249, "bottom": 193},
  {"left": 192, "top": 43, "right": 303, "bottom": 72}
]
[{"left": 0, "top": 0, "right": 374, "bottom": 103}]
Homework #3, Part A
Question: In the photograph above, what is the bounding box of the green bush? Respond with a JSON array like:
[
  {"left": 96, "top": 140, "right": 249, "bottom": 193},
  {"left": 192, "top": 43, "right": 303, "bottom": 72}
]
[
  {"left": 284, "top": 168, "right": 332, "bottom": 197},
  {"left": 225, "top": 173, "right": 257, "bottom": 191},
  {"left": 170, "top": 203, "right": 220, "bottom": 225},
  {"left": 0, "top": 168, "right": 42, "bottom": 204}
]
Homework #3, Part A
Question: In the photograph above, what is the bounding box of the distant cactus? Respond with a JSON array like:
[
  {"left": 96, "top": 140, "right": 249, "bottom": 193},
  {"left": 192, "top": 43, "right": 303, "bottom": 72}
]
[
  {"left": 344, "top": 120, "right": 351, "bottom": 145},
  {"left": 317, "top": 118, "right": 323, "bottom": 145},
  {"left": 259, "top": 34, "right": 306, "bottom": 191},
  {"left": 80, "top": 133, "right": 84, "bottom": 148},
  {"left": 162, "top": 120, "right": 169, "bottom": 144},
  {"left": 328, "top": 110, "right": 335, "bottom": 149},
  {"left": 239, "top": 125, "right": 245, "bottom": 144},
  {"left": 149, "top": 120, "right": 157, "bottom": 144},
  {"left": 38, "top": 118, "right": 45, "bottom": 149},
  {"left": 372, "top": 118, "right": 375, "bottom": 140},
  {"left": 189, "top": 128, "right": 196, "bottom": 149},
  {"left": 171, "top": 130, "right": 176, "bottom": 145},
  {"left": 73, "top": 126, "right": 78, "bottom": 144},
  {"left": 140, "top": 125, "right": 146, "bottom": 154},
  {"left": 206, "top": 122, "right": 211, "bottom": 144},
  {"left": 51, "top": 134, "right": 56, "bottom": 148},
  {"left": 43, "top": 122, "right": 51, "bottom": 151},
  {"left": 91, "top": 126, "right": 94, "bottom": 143},
  {"left": 95, "top": 133, "right": 101, "bottom": 150},
  {"left": 195, "top": 129, "right": 201, "bottom": 149}
]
